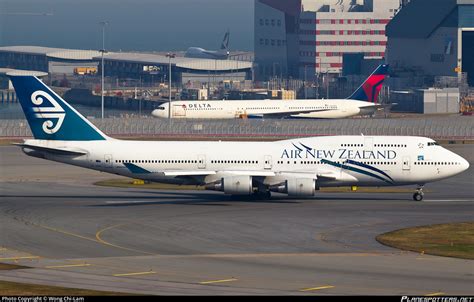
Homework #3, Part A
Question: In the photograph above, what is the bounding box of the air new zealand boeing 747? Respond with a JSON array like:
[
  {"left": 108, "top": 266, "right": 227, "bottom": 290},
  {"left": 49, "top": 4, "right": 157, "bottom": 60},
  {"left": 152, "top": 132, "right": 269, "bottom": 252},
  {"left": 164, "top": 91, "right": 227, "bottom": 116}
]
[{"left": 10, "top": 75, "right": 469, "bottom": 201}]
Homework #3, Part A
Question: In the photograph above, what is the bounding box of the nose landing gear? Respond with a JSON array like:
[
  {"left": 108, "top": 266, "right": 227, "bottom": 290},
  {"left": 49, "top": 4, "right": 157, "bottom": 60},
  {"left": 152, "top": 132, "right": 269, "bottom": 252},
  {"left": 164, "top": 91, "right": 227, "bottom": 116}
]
[{"left": 413, "top": 186, "right": 424, "bottom": 201}]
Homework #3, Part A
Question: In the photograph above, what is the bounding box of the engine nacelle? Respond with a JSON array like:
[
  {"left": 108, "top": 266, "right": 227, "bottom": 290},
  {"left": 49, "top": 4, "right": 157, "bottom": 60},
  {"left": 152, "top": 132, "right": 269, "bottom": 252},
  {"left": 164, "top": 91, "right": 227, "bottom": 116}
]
[
  {"left": 222, "top": 176, "right": 253, "bottom": 195},
  {"left": 270, "top": 178, "right": 316, "bottom": 196},
  {"left": 205, "top": 176, "right": 253, "bottom": 195}
]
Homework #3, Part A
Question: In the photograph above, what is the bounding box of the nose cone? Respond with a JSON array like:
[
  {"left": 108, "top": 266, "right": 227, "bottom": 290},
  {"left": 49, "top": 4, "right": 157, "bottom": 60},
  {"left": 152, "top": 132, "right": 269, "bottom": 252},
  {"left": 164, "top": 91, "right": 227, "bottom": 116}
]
[
  {"left": 151, "top": 109, "right": 167, "bottom": 118},
  {"left": 460, "top": 156, "right": 470, "bottom": 173}
]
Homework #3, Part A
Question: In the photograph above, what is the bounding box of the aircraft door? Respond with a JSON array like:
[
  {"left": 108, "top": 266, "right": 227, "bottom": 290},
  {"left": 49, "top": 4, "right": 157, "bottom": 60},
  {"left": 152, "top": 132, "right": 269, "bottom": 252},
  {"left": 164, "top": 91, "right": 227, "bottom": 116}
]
[
  {"left": 364, "top": 137, "right": 374, "bottom": 150},
  {"left": 264, "top": 155, "right": 272, "bottom": 170},
  {"left": 173, "top": 104, "right": 186, "bottom": 117},
  {"left": 104, "top": 154, "right": 113, "bottom": 168},
  {"left": 402, "top": 156, "right": 411, "bottom": 171},
  {"left": 198, "top": 155, "right": 206, "bottom": 169}
]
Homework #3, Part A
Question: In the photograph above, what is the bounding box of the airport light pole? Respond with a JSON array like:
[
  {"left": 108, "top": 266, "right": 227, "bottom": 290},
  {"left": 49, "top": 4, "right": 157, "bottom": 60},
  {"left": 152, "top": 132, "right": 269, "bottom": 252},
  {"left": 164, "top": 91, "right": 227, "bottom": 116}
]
[
  {"left": 166, "top": 53, "right": 175, "bottom": 121},
  {"left": 304, "top": 64, "right": 307, "bottom": 99},
  {"left": 326, "top": 71, "right": 329, "bottom": 99},
  {"left": 99, "top": 21, "right": 108, "bottom": 120}
]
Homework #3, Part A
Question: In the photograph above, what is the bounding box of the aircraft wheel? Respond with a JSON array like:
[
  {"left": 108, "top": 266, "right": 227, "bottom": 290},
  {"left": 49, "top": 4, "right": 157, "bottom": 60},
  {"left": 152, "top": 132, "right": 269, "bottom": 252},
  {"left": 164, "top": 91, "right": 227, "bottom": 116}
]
[{"left": 413, "top": 192, "right": 424, "bottom": 201}]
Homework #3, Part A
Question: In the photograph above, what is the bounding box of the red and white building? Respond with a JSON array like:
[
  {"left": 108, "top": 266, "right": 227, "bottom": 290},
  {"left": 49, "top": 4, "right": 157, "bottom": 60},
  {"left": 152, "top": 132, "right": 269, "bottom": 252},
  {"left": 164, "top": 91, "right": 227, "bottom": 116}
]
[{"left": 299, "top": 0, "right": 401, "bottom": 79}]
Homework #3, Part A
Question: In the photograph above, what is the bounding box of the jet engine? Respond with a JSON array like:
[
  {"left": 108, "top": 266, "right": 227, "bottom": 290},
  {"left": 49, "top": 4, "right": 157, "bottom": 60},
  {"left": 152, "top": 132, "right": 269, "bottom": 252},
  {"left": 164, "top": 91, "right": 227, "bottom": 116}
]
[
  {"left": 205, "top": 176, "right": 253, "bottom": 195},
  {"left": 270, "top": 178, "right": 316, "bottom": 197}
]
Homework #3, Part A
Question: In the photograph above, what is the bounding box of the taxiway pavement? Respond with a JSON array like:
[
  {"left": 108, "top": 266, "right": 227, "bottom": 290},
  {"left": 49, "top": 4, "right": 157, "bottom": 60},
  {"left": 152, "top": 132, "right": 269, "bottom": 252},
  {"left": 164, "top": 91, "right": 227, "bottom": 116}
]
[{"left": 0, "top": 145, "right": 473, "bottom": 295}]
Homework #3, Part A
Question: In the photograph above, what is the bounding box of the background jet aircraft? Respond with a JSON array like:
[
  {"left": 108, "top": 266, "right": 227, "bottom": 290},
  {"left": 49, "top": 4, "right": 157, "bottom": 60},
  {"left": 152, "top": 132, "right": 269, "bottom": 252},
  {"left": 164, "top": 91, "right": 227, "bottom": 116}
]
[
  {"left": 153, "top": 65, "right": 390, "bottom": 119},
  {"left": 185, "top": 30, "right": 230, "bottom": 60}
]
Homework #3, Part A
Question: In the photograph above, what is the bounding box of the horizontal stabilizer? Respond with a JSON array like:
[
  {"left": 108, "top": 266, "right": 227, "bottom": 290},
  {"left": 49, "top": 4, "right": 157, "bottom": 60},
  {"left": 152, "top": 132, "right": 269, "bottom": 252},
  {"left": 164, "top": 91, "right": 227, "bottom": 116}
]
[{"left": 14, "top": 143, "right": 88, "bottom": 156}]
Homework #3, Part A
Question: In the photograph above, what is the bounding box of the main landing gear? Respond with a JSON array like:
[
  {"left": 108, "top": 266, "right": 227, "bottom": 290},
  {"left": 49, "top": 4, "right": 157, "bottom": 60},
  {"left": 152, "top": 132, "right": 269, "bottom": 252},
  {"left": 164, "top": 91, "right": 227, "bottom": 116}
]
[
  {"left": 253, "top": 190, "right": 272, "bottom": 200},
  {"left": 413, "top": 186, "right": 424, "bottom": 201}
]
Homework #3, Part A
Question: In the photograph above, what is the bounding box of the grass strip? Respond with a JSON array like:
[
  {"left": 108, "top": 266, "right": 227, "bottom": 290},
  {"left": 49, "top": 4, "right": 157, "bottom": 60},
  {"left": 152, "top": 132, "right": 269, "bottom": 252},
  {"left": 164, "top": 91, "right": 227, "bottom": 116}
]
[{"left": 377, "top": 222, "right": 474, "bottom": 259}]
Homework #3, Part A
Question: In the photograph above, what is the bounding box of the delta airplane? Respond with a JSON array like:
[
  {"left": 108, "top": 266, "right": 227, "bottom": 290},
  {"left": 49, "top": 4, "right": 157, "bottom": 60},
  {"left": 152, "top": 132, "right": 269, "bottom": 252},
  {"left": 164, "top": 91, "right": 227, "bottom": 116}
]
[
  {"left": 185, "top": 31, "right": 230, "bottom": 60},
  {"left": 10, "top": 75, "right": 469, "bottom": 201},
  {"left": 152, "top": 65, "right": 389, "bottom": 119}
]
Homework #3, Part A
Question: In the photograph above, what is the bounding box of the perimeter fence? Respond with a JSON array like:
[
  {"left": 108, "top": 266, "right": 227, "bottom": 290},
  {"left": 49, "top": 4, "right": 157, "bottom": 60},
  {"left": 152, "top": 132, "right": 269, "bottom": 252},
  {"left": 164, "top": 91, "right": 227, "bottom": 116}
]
[{"left": 1, "top": 116, "right": 472, "bottom": 140}]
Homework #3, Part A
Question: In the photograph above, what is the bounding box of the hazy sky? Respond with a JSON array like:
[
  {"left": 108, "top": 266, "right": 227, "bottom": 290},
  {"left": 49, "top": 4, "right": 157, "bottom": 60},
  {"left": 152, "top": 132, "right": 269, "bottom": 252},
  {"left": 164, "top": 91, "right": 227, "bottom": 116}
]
[{"left": 0, "top": 0, "right": 255, "bottom": 51}]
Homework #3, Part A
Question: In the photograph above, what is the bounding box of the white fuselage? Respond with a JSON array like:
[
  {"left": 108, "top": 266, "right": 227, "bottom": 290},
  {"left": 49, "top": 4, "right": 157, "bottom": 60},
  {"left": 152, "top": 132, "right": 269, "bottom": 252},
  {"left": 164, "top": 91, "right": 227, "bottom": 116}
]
[
  {"left": 21, "top": 136, "right": 469, "bottom": 193},
  {"left": 185, "top": 47, "right": 229, "bottom": 60},
  {"left": 152, "top": 99, "right": 378, "bottom": 119}
]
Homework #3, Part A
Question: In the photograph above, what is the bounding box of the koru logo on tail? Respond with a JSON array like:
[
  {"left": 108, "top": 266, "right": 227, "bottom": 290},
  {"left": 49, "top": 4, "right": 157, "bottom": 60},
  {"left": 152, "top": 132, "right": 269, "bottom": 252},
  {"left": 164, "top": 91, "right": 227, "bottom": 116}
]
[{"left": 31, "top": 90, "right": 66, "bottom": 134}]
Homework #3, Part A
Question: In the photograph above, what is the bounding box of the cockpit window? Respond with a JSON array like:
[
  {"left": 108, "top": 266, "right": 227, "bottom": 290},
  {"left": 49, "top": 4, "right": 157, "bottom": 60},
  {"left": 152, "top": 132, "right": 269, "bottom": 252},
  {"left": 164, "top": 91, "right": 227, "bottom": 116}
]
[
  {"left": 157, "top": 107, "right": 165, "bottom": 110},
  {"left": 427, "top": 141, "right": 440, "bottom": 146}
]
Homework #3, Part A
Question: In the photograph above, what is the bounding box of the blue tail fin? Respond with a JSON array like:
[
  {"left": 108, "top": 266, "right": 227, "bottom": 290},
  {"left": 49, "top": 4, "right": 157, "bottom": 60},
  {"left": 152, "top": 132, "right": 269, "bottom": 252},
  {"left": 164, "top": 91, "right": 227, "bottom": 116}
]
[
  {"left": 347, "top": 64, "right": 389, "bottom": 103},
  {"left": 9, "top": 76, "right": 107, "bottom": 141}
]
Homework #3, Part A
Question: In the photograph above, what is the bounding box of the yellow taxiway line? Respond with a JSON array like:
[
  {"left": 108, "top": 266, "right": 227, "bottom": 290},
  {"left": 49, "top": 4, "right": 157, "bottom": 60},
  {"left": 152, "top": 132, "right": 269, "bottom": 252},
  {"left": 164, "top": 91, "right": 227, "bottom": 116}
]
[
  {"left": 300, "top": 285, "right": 335, "bottom": 292},
  {"left": 425, "top": 292, "right": 446, "bottom": 296},
  {"left": 0, "top": 256, "right": 40, "bottom": 261},
  {"left": 45, "top": 263, "right": 91, "bottom": 269},
  {"left": 113, "top": 271, "right": 156, "bottom": 277},
  {"left": 200, "top": 278, "right": 239, "bottom": 285},
  {"left": 95, "top": 224, "right": 155, "bottom": 255}
]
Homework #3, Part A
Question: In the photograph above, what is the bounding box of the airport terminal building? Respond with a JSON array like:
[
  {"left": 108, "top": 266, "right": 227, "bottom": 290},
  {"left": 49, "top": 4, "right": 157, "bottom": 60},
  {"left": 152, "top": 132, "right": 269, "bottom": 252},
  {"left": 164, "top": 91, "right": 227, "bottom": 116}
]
[{"left": 0, "top": 46, "right": 253, "bottom": 87}]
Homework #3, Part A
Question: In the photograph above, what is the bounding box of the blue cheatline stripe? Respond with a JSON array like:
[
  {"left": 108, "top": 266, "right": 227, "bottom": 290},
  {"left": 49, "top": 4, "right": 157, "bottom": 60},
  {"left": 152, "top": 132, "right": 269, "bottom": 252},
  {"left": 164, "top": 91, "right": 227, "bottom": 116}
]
[
  {"left": 345, "top": 159, "right": 394, "bottom": 182},
  {"left": 299, "top": 142, "right": 313, "bottom": 151},
  {"left": 321, "top": 159, "right": 393, "bottom": 184},
  {"left": 124, "top": 163, "right": 152, "bottom": 174},
  {"left": 292, "top": 143, "right": 303, "bottom": 152}
]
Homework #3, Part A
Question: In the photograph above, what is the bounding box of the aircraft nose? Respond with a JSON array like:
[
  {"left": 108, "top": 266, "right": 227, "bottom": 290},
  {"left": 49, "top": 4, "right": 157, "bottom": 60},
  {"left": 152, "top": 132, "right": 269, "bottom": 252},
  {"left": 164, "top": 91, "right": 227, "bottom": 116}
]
[
  {"left": 460, "top": 157, "right": 470, "bottom": 172},
  {"left": 151, "top": 109, "right": 164, "bottom": 118}
]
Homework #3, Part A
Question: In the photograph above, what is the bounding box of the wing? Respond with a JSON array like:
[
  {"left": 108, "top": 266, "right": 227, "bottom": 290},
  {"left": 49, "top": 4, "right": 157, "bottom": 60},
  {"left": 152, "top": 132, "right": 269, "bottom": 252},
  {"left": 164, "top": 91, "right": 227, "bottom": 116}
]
[
  {"left": 362, "top": 103, "right": 397, "bottom": 110},
  {"left": 122, "top": 164, "right": 360, "bottom": 185},
  {"left": 248, "top": 108, "right": 333, "bottom": 119},
  {"left": 123, "top": 163, "right": 276, "bottom": 177}
]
